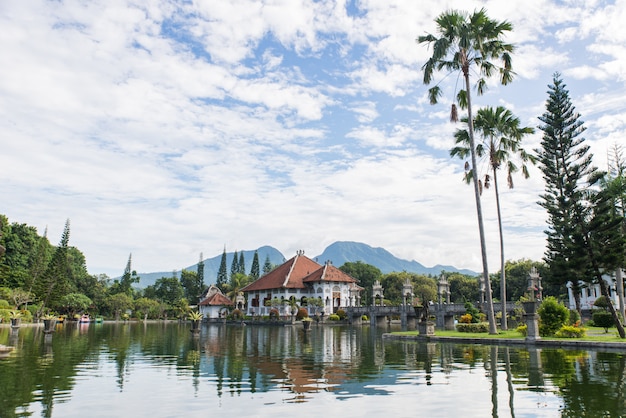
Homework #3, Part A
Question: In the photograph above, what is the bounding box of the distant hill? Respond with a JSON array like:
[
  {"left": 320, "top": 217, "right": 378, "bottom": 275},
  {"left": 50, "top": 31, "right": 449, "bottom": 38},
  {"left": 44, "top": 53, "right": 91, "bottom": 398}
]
[
  {"left": 314, "top": 241, "right": 477, "bottom": 276},
  {"left": 128, "top": 241, "right": 476, "bottom": 288},
  {"left": 132, "top": 246, "right": 286, "bottom": 288}
]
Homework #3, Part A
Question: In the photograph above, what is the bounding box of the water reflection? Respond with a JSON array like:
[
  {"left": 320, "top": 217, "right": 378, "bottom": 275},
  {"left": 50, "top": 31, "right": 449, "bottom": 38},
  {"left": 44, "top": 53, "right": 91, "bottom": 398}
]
[{"left": 0, "top": 323, "right": 625, "bottom": 417}]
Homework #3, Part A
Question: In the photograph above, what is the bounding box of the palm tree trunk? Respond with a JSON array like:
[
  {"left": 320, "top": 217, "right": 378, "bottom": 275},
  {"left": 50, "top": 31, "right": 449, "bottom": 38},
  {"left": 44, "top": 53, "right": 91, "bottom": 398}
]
[
  {"left": 464, "top": 66, "right": 497, "bottom": 334},
  {"left": 492, "top": 168, "right": 508, "bottom": 330}
]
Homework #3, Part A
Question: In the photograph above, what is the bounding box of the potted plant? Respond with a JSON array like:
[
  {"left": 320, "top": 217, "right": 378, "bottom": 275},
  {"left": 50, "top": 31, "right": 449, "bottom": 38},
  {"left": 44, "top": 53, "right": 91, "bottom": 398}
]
[
  {"left": 188, "top": 311, "right": 203, "bottom": 334},
  {"left": 9, "top": 310, "right": 22, "bottom": 329},
  {"left": 302, "top": 316, "right": 313, "bottom": 331},
  {"left": 42, "top": 314, "right": 57, "bottom": 334}
]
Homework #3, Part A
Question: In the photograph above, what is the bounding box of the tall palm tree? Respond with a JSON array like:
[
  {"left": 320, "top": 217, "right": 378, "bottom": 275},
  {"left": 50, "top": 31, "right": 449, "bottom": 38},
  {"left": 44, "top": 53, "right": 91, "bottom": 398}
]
[
  {"left": 451, "top": 106, "right": 535, "bottom": 330},
  {"left": 418, "top": 8, "right": 514, "bottom": 334}
]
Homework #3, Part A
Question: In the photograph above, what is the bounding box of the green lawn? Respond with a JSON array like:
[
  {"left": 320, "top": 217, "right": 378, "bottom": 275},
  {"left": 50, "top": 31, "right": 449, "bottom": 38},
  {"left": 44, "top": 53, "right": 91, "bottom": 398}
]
[{"left": 390, "top": 327, "right": 626, "bottom": 343}]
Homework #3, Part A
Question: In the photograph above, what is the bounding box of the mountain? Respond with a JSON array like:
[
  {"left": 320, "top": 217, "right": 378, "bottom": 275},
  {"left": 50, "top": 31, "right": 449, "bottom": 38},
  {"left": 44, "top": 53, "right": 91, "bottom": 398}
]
[
  {"left": 129, "top": 241, "right": 477, "bottom": 288},
  {"left": 132, "top": 246, "right": 286, "bottom": 289},
  {"left": 314, "top": 241, "right": 477, "bottom": 276}
]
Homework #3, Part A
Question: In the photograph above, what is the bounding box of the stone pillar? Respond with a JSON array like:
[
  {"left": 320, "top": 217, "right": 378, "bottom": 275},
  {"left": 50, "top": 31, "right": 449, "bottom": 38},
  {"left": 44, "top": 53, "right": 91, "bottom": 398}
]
[{"left": 523, "top": 301, "right": 540, "bottom": 341}]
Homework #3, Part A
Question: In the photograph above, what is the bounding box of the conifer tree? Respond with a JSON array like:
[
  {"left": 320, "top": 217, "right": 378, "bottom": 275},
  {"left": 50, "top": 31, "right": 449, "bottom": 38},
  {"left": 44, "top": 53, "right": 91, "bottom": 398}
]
[
  {"left": 262, "top": 254, "right": 273, "bottom": 275},
  {"left": 537, "top": 73, "right": 626, "bottom": 337},
  {"left": 34, "top": 219, "right": 71, "bottom": 314},
  {"left": 197, "top": 252, "right": 205, "bottom": 291},
  {"left": 230, "top": 250, "right": 239, "bottom": 279},
  {"left": 250, "top": 251, "right": 260, "bottom": 281},
  {"left": 238, "top": 252, "right": 245, "bottom": 275},
  {"left": 216, "top": 248, "right": 228, "bottom": 289}
]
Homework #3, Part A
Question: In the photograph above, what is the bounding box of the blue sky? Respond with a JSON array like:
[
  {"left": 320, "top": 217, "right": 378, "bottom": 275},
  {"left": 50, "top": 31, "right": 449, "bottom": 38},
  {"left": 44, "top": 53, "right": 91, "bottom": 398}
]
[{"left": 2, "top": 0, "right": 626, "bottom": 278}]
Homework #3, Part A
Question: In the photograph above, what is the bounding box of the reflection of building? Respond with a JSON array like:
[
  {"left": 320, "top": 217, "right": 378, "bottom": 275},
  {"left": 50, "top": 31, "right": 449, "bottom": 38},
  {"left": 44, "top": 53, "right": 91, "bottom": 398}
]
[
  {"left": 198, "top": 285, "right": 234, "bottom": 319},
  {"left": 241, "top": 251, "right": 362, "bottom": 316}
]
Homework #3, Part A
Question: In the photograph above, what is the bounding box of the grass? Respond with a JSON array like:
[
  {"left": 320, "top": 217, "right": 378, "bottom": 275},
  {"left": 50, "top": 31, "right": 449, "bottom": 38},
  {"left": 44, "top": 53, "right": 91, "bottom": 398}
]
[{"left": 390, "top": 327, "right": 626, "bottom": 343}]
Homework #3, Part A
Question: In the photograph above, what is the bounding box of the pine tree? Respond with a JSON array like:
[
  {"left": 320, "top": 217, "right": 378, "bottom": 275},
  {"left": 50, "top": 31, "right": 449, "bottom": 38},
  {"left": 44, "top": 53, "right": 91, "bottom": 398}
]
[
  {"left": 262, "top": 254, "right": 273, "bottom": 276},
  {"left": 197, "top": 252, "right": 205, "bottom": 291},
  {"left": 537, "top": 73, "right": 626, "bottom": 337},
  {"left": 238, "top": 252, "right": 245, "bottom": 275},
  {"left": 230, "top": 250, "right": 239, "bottom": 279},
  {"left": 34, "top": 219, "right": 71, "bottom": 313},
  {"left": 250, "top": 251, "right": 260, "bottom": 281},
  {"left": 216, "top": 248, "right": 228, "bottom": 289}
]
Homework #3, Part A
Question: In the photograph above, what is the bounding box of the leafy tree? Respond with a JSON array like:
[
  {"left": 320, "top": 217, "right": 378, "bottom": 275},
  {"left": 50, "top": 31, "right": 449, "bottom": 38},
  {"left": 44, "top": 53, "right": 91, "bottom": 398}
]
[
  {"left": 153, "top": 276, "right": 184, "bottom": 306},
  {"left": 9, "top": 288, "right": 33, "bottom": 310},
  {"left": 217, "top": 248, "right": 228, "bottom": 288},
  {"left": 59, "top": 293, "right": 93, "bottom": 318},
  {"left": 451, "top": 106, "right": 535, "bottom": 330},
  {"left": 250, "top": 251, "right": 260, "bottom": 281},
  {"left": 104, "top": 292, "right": 134, "bottom": 321},
  {"left": 34, "top": 219, "right": 72, "bottom": 315},
  {"left": 339, "top": 261, "right": 382, "bottom": 306},
  {"left": 448, "top": 272, "right": 479, "bottom": 303},
  {"left": 230, "top": 250, "right": 239, "bottom": 279},
  {"left": 180, "top": 269, "right": 203, "bottom": 304},
  {"left": 134, "top": 297, "right": 160, "bottom": 321},
  {"left": 418, "top": 8, "right": 514, "bottom": 334},
  {"left": 537, "top": 74, "right": 626, "bottom": 337}
]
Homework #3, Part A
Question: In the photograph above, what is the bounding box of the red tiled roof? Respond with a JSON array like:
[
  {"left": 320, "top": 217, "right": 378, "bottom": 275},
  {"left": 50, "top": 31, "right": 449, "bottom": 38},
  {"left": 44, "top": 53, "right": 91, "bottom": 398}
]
[
  {"left": 241, "top": 253, "right": 322, "bottom": 292},
  {"left": 199, "top": 291, "right": 234, "bottom": 306},
  {"left": 302, "top": 263, "right": 358, "bottom": 284}
]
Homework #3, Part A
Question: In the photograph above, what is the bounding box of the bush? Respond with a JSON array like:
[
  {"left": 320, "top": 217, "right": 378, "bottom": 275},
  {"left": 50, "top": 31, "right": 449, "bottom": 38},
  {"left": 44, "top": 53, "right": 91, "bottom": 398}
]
[
  {"left": 516, "top": 324, "right": 527, "bottom": 337},
  {"left": 328, "top": 314, "right": 340, "bottom": 321},
  {"left": 464, "top": 302, "right": 481, "bottom": 323},
  {"left": 0, "top": 300, "right": 9, "bottom": 309},
  {"left": 361, "top": 315, "right": 368, "bottom": 321},
  {"left": 269, "top": 308, "right": 279, "bottom": 320},
  {"left": 456, "top": 322, "right": 489, "bottom": 333},
  {"left": 231, "top": 309, "right": 243, "bottom": 320},
  {"left": 295, "top": 307, "right": 309, "bottom": 320},
  {"left": 538, "top": 296, "right": 569, "bottom": 337},
  {"left": 459, "top": 313, "right": 473, "bottom": 324},
  {"left": 592, "top": 311, "right": 614, "bottom": 332},
  {"left": 593, "top": 296, "right": 610, "bottom": 310},
  {"left": 569, "top": 309, "right": 580, "bottom": 325},
  {"left": 555, "top": 325, "right": 587, "bottom": 338},
  {"left": 336, "top": 309, "right": 347, "bottom": 320}
]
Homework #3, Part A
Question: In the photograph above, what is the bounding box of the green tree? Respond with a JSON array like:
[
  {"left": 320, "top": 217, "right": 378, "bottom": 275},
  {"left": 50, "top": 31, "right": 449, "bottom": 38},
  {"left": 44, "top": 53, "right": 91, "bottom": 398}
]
[
  {"left": 134, "top": 297, "right": 160, "bottom": 321},
  {"left": 110, "top": 254, "right": 139, "bottom": 296},
  {"left": 537, "top": 74, "right": 626, "bottom": 337},
  {"left": 34, "top": 219, "right": 72, "bottom": 314},
  {"left": 197, "top": 253, "right": 205, "bottom": 294},
  {"left": 451, "top": 106, "right": 535, "bottom": 330},
  {"left": 217, "top": 248, "right": 228, "bottom": 289},
  {"left": 230, "top": 250, "right": 239, "bottom": 279},
  {"left": 59, "top": 293, "right": 93, "bottom": 318},
  {"left": 448, "top": 272, "right": 480, "bottom": 303},
  {"left": 262, "top": 254, "right": 273, "bottom": 275},
  {"left": 154, "top": 276, "right": 184, "bottom": 306},
  {"left": 418, "top": 8, "right": 514, "bottom": 334},
  {"left": 104, "top": 292, "right": 134, "bottom": 321},
  {"left": 339, "top": 261, "right": 382, "bottom": 306},
  {"left": 180, "top": 269, "right": 203, "bottom": 304},
  {"left": 250, "top": 251, "right": 260, "bottom": 281},
  {"left": 238, "top": 251, "right": 245, "bottom": 275}
]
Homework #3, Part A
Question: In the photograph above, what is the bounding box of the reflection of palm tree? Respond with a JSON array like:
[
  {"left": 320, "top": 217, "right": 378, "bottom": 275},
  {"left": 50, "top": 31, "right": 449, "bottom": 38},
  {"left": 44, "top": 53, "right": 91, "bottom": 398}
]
[
  {"left": 451, "top": 106, "right": 535, "bottom": 330},
  {"left": 418, "top": 9, "right": 514, "bottom": 334}
]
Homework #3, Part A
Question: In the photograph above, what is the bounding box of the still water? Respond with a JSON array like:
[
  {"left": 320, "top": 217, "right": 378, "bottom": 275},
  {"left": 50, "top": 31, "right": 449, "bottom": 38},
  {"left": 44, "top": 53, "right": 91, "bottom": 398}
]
[{"left": 0, "top": 322, "right": 624, "bottom": 417}]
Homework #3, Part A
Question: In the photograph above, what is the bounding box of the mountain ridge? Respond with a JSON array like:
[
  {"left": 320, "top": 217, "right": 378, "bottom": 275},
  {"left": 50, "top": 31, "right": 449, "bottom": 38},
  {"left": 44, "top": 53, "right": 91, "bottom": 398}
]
[{"left": 130, "top": 241, "right": 477, "bottom": 288}]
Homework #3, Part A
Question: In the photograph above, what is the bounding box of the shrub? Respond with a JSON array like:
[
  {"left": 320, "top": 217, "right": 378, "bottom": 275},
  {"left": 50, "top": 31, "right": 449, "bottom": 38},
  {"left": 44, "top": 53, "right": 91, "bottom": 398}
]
[
  {"left": 456, "top": 322, "right": 489, "bottom": 333},
  {"left": 555, "top": 325, "right": 587, "bottom": 338},
  {"left": 328, "top": 314, "right": 340, "bottom": 321},
  {"left": 568, "top": 309, "right": 580, "bottom": 325},
  {"left": 296, "top": 307, "right": 309, "bottom": 320},
  {"left": 593, "top": 296, "right": 610, "bottom": 310},
  {"left": 516, "top": 324, "right": 528, "bottom": 337},
  {"left": 464, "top": 302, "right": 481, "bottom": 323},
  {"left": 538, "top": 296, "right": 569, "bottom": 337},
  {"left": 592, "top": 311, "right": 614, "bottom": 332},
  {"left": 231, "top": 309, "right": 243, "bottom": 320},
  {"left": 269, "top": 308, "right": 279, "bottom": 320},
  {"left": 459, "top": 313, "right": 473, "bottom": 324},
  {"left": 361, "top": 315, "right": 368, "bottom": 321},
  {"left": 336, "top": 309, "right": 347, "bottom": 320},
  {"left": 0, "top": 300, "right": 9, "bottom": 309}
]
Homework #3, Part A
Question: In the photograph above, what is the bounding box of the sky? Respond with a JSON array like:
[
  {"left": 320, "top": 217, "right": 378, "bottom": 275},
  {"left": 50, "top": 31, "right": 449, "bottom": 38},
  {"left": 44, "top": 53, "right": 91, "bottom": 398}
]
[{"left": 2, "top": 0, "right": 626, "bottom": 278}]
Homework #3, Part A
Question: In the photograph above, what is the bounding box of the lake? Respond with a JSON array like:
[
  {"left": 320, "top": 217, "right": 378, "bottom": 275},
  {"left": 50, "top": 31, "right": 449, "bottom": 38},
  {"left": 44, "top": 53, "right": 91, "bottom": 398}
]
[{"left": 1, "top": 321, "right": 624, "bottom": 417}]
